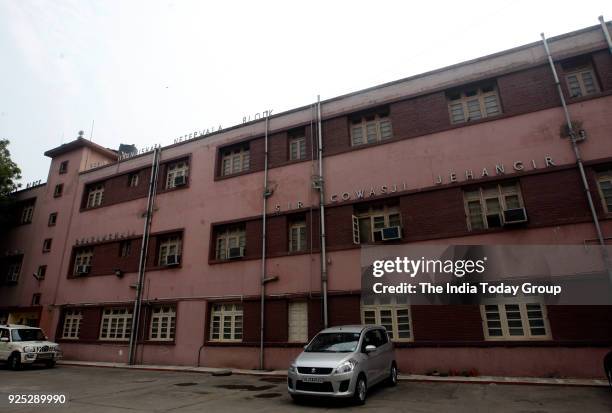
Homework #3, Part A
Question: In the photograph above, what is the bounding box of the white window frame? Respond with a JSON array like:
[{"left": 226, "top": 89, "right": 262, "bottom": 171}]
[
  {"left": 480, "top": 301, "right": 551, "bottom": 341},
  {"left": 48, "top": 212, "right": 57, "bottom": 226},
  {"left": 74, "top": 248, "right": 93, "bottom": 275},
  {"left": 166, "top": 161, "right": 189, "bottom": 189},
  {"left": 119, "top": 240, "right": 132, "bottom": 258},
  {"left": 62, "top": 309, "right": 82, "bottom": 339},
  {"left": 21, "top": 204, "right": 34, "bottom": 224},
  {"left": 221, "top": 147, "right": 250, "bottom": 176},
  {"left": 288, "top": 301, "right": 308, "bottom": 343},
  {"left": 361, "top": 304, "right": 413, "bottom": 342},
  {"left": 289, "top": 136, "right": 306, "bottom": 160},
  {"left": 448, "top": 84, "right": 501, "bottom": 124},
  {"left": 158, "top": 236, "right": 182, "bottom": 266},
  {"left": 128, "top": 173, "right": 139, "bottom": 187},
  {"left": 350, "top": 114, "right": 392, "bottom": 146},
  {"left": 565, "top": 67, "right": 599, "bottom": 98},
  {"left": 209, "top": 303, "right": 243, "bottom": 342},
  {"left": 463, "top": 182, "right": 524, "bottom": 231},
  {"left": 354, "top": 205, "right": 401, "bottom": 244},
  {"left": 149, "top": 305, "right": 176, "bottom": 341},
  {"left": 596, "top": 171, "right": 612, "bottom": 214},
  {"left": 289, "top": 221, "right": 307, "bottom": 252},
  {"left": 215, "top": 226, "right": 246, "bottom": 260},
  {"left": 99, "top": 308, "right": 133, "bottom": 341},
  {"left": 86, "top": 184, "right": 105, "bottom": 208},
  {"left": 6, "top": 261, "right": 22, "bottom": 283},
  {"left": 43, "top": 238, "right": 52, "bottom": 252}
]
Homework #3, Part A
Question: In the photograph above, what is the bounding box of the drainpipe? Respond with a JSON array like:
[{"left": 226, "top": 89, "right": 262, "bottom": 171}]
[
  {"left": 259, "top": 114, "right": 270, "bottom": 370},
  {"left": 599, "top": 16, "right": 612, "bottom": 54},
  {"left": 541, "top": 33, "right": 612, "bottom": 282},
  {"left": 128, "top": 147, "right": 161, "bottom": 365},
  {"left": 316, "top": 96, "right": 329, "bottom": 328}
]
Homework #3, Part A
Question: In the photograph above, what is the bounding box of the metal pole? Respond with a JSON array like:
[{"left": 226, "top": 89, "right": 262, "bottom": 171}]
[
  {"left": 128, "top": 147, "right": 161, "bottom": 364},
  {"left": 541, "top": 33, "right": 612, "bottom": 282},
  {"left": 599, "top": 16, "right": 612, "bottom": 54},
  {"left": 259, "top": 114, "right": 270, "bottom": 370},
  {"left": 317, "top": 96, "right": 328, "bottom": 328}
]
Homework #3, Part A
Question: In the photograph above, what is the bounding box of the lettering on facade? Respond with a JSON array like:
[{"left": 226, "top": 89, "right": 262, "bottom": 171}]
[
  {"left": 75, "top": 231, "right": 137, "bottom": 246},
  {"left": 118, "top": 144, "right": 162, "bottom": 161},
  {"left": 242, "top": 109, "right": 274, "bottom": 124},
  {"left": 174, "top": 126, "right": 223, "bottom": 145}
]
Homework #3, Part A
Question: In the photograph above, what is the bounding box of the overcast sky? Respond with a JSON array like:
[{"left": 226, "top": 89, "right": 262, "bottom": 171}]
[{"left": 1, "top": 0, "right": 611, "bottom": 185}]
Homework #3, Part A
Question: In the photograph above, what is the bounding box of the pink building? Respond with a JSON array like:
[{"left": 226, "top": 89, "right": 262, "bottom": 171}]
[{"left": 2, "top": 23, "right": 612, "bottom": 379}]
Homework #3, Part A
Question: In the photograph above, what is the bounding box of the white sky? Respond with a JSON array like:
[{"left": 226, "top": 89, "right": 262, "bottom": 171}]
[{"left": 1, "top": 0, "right": 611, "bottom": 185}]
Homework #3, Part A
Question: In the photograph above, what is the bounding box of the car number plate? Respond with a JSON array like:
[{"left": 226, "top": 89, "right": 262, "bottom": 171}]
[
  {"left": 302, "top": 377, "right": 324, "bottom": 383},
  {"left": 37, "top": 353, "right": 52, "bottom": 359}
]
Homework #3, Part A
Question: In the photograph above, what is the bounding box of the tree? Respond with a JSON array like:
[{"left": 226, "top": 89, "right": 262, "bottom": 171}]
[{"left": 0, "top": 139, "right": 21, "bottom": 199}]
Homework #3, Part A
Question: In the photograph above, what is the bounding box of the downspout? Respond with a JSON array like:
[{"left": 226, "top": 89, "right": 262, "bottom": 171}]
[
  {"left": 128, "top": 147, "right": 161, "bottom": 365},
  {"left": 316, "top": 96, "right": 329, "bottom": 328},
  {"left": 599, "top": 16, "right": 612, "bottom": 54},
  {"left": 541, "top": 33, "right": 612, "bottom": 282},
  {"left": 259, "top": 114, "right": 270, "bottom": 370}
]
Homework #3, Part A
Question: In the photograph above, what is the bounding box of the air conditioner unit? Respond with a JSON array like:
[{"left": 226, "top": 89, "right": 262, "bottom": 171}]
[
  {"left": 503, "top": 207, "right": 528, "bottom": 225},
  {"left": 174, "top": 175, "right": 187, "bottom": 186},
  {"left": 165, "top": 255, "right": 181, "bottom": 266},
  {"left": 486, "top": 214, "right": 503, "bottom": 228},
  {"left": 228, "top": 247, "right": 245, "bottom": 259},
  {"left": 76, "top": 265, "right": 90, "bottom": 275},
  {"left": 380, "top": 226, "right": 402, "bottom": 241}
]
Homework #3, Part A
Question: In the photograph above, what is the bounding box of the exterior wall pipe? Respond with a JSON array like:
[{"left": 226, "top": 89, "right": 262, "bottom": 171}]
[
  {"left": 599, "top": 16, "right": 612, "bottom": 54},
  {"left": 541, "top": 33, "right": 612, "bottom": 283},
  {"left": 128, "top": 147, "right": 161, "bottom": 365},
  {"left": 259, "top": 114, "right": 270, "bottom": 370},
  {"left": 317, "top": 95, "right": 329, "bottom": 328}
]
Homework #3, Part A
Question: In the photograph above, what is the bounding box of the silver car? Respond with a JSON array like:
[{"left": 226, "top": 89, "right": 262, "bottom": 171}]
[{"left": 287, "top": 325, "right": 397, "bottom": 404}]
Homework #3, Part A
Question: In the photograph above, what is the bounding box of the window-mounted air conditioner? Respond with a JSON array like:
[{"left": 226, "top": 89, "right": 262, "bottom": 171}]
[
  {"left": 485, "top": 214, "right": 503, "bottom": 228},
  {"left": 380, "top": 226, "right": 402, "bottom": 241},
  {"left": 228, "top": 247, "right": 245, "bottom": 259},
  {"left": 76, "top": 265, "right": 91, "bottom": 275},
  {"left": 503, "top": 207, "right": 528, "bottom": 225},
  {"left": 174, "top": 175, "right": 187, "bottom": 187},
  {"left": 165, "top": 255, "right": 181, "bottom": 266}
]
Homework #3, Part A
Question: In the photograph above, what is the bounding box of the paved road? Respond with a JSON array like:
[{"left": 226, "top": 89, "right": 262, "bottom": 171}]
[{"left": 1, "top": 365, "right": 611, "bottom": 412}]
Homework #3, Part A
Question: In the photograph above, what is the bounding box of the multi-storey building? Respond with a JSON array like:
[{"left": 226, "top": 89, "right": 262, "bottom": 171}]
[{"left": 2, "top": 23, "right": 612, "bottom": 378}]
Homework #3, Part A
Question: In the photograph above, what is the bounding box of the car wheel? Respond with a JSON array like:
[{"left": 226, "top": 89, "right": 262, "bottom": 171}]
[
  {"left": 353, "top": 374, "right": 367, "bottom": 405},
  {"left": 8, "top": 353, "right": 21, "bottom": 371},
  {"left": 388, "top": 363, "right": 398, "bottom": 386},
  {"left": 45, "top": 360, "right": 56, "bottom": 368}
]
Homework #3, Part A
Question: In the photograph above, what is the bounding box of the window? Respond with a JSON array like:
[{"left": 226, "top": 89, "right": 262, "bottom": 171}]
[
  {"left": 20, "top": 203, "right": 34, "bottom": 224},
  {"left": 289, "top": 136, "right": 306, "bottom": 160},
  {"left": 62, "top": 309, "right": 82, "bottom": 339},
  {"left": 351, "top": 114, "right": 392, "bottom": 146},
  {"left": 128, "top": 173, "right": 139, "bottom": 188},
  {"left": 289, "top": 220, "right": 307, "bottom": 252},
  {"left": 59, "top": 160, "right": 69, "bottom": 174},
  {"left": 48, "top": 212, "right": 58, "bottom": 226},
  {"left": 86, "top": 183, "right": 104, "bottom": 208},
  {"left": 36, "top": 265, "right": 47, "bottom": 280},
  {"left": 149, "top": 305, "right": 176, "bottom": 341},
  {"left": 209, "top": 303, "right": 243, "bottom": 342},
  {"left": 448, "top": 83, "right": 501, "bottom": 124},
  {"left": 288, "top": 302, "right": 308, "bottom": 342},
  {"left": 158, "top": 236, "right": 182, "bottom": 266},
  {"left": 99, "top": 308, "right": 133, "bottom": 341},
  {"left": 119, "top": 240, "right": 132, "bottom": 258},
  {"left": 31, "top": 293, "right": 41, "bottom": 306},
  {"left": 166, "top": 161, "right": 189, "bottom": 189},
  {"left": 481, "top": 302, "right": 550, "bottom": 340},
  {"left": 221, "top": 146, "right": 250, "bottom": 176},
  {"left": 43, "top": 238, "right": 52, "bottom": 252},
  {"left": 54, "top": 184, "right": 63, "bottom": 198},
  {"left": 215, "top": 224, "right": 246, "bottom": 260},
  {"left": 353, "top": 205, "right": 401, "bottom": 244},
  {"left": 73, "top": 248, "right": 93, "bottom": 275},
  {"left": 361, "top": 304, "right": 412, "bottom": 341},
  {"left": 6, "top": 259, "right": 22, "bottom": 283},
  {"left": 464, "top": 182, "right": 524, "bottom": 231},
  {"left": 565, "top": 67, "right": 599, "bottom": 98},
  {"left": 597, "top": 171, "right": 612, "bottom": 213}
]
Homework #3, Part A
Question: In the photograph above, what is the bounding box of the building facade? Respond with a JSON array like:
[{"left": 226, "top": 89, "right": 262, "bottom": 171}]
[{"left": 2, "top": 23, "right": 612, "bottom": 378}]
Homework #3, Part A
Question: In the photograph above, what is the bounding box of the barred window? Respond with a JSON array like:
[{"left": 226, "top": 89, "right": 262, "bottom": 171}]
[
  {"left": 448, "top": 83, "right": 501, "bottom": 124},
  {"left": 289, "top": 221, "right": 307, "bottom": 252},
  {"left": 361, "top": 304, "right": 412, "bottom": 341},
  {"left": 99, "top": 308, "right": 133, "bottom": 341},
  {"left": 86, "top": 184, "right": 104, "bottom": 208},
  {"left": 221, "top": 146, "right": 250, "bottom": 176},
  {"left": 351, "top": 114, "right": 392, "bottom": 146},
  {"left": 62, "top": 309, "right": 82, "bottom": 339},
  {"left": 209, "top": 303, "right": 243, "bottom": 342},
  {"left": 149, "top": 305, "right": 176, "bottom": 341},
  {"left": 481, "top": 303, "right": 550, "bottom": 340},
  {"left": 215, "top": 225, "right": 246, "bottom": 260},
  {"left": 166, "top": 161, "right": 189, "bottom": 189}
]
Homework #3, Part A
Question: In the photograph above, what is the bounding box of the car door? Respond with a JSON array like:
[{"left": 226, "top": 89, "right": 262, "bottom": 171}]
[
  {"left": 0, "top": 328, "right": 10, "bottom": 360},
  {"left": 376, "top": 328, "right": 392, "bottom": 377},
  {"left": 361, "top": 330, "right": 379, "bottom": 382}
]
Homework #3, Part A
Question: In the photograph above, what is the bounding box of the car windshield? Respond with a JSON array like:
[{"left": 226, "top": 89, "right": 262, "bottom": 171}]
[
  {"left": 305, "top": 332, "right": 361, "bottom": 353},
  {"left": 11, "top": 329, "right": 45, "bottom": 342}
]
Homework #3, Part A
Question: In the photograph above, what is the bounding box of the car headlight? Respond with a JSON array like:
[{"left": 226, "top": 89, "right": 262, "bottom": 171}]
[
  {"left": 23, "top": 346, "right": 35, "bottom": 353},
  {"left": 288, "top": 363, "right": 297, "bottom": 373},
  {"left": 51, "top": 345, "right": 60, "bottom": 352},
  {"left": 334, "top": 359, "right": 357, "bottom": 374}
]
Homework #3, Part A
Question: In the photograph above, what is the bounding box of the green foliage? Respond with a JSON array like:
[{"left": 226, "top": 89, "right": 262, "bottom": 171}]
[{"left": 0, "top": 139, "right": 21, "bottom": 199}]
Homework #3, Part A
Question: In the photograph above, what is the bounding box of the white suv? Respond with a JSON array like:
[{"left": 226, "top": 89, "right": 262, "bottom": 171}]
[{"left": 0, "top": 324, "right": 62, "bottom": 370}]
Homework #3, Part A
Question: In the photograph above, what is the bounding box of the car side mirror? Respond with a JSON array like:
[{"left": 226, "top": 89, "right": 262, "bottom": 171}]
[
  {"left": 45, "top": 336, "right": 49, "bottom": 340},
  {"left": 365, "top": 344, "right": 376, "bottom": 353},
  {"left": 303, "top": 345, "right": 308, "bottom": 350},
  {"left": 0, "top": 337, "right": 8, "bottom": 342}
]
